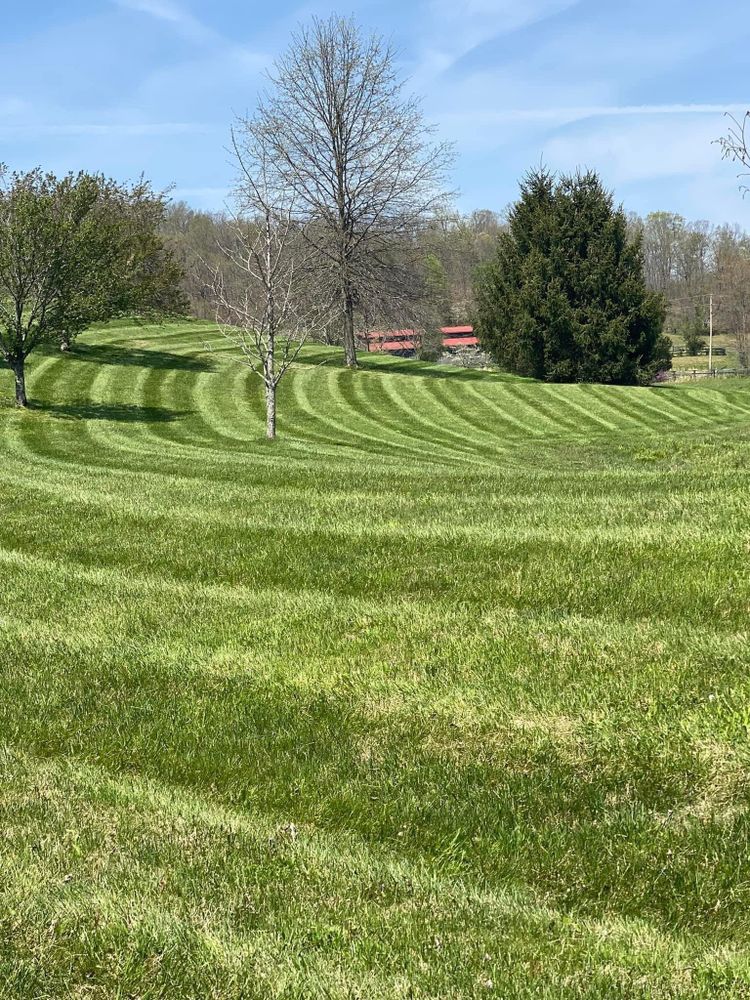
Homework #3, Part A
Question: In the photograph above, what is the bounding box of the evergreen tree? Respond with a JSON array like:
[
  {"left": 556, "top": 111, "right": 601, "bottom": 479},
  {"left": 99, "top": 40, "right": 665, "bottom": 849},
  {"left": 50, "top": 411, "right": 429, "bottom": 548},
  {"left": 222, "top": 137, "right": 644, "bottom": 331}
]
[{"left": 474, "top": 169, "right": 671, "bottom": 384}]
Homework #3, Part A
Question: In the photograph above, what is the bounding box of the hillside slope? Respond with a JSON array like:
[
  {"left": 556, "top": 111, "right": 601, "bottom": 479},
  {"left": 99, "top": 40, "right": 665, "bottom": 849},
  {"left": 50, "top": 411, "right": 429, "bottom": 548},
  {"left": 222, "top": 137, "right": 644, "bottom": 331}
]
[{"left": 1, "top": 322, "right": 750, "bottom": 998}]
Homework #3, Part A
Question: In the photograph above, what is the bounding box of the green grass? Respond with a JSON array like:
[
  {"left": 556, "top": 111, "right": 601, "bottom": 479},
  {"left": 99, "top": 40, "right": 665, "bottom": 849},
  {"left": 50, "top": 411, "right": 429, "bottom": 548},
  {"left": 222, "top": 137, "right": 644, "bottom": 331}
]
[
  {"left": 669, "top": 333, "right": 740, "bottom": 372},
  {"left": 2, "top": 321, "right": 750, "bottom": 998}
]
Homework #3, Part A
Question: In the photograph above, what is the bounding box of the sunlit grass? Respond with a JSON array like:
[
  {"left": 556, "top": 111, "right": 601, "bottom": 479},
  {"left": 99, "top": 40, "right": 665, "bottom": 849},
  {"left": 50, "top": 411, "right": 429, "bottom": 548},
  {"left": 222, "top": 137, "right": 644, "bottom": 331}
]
[{"left": 1, "top": 322, "right": 750, "bottom": 997}]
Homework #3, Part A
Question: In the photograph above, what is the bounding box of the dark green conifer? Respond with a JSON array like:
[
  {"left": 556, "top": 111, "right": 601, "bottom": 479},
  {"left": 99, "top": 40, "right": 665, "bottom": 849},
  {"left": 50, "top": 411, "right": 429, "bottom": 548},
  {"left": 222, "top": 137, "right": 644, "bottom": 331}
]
[{"left": 474, "top": 168, "right": 671, "bottom": 384}]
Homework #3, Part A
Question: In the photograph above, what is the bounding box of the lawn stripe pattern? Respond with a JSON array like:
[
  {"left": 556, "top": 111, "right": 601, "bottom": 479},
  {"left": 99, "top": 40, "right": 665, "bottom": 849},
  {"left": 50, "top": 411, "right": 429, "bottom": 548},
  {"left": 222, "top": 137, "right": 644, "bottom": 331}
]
[{"left": 2, "top": 321, "right": 750, "bottom": 998}]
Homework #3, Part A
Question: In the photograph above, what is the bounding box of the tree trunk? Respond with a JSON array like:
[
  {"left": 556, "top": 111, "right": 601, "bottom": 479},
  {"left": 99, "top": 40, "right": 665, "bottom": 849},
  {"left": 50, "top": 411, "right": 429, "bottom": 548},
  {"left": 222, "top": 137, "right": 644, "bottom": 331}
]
[
  {"left": 12, "top": 358, "right": 27, "bottom": 407},
  {"left": 60, "top": 331, "right": 71, "bottom": 352},
  {"left": 265, "top": 380, "right": 276, "bottom": 440},
  {"left": 342, "top": 288, "right": 358, "bottom": 368}
]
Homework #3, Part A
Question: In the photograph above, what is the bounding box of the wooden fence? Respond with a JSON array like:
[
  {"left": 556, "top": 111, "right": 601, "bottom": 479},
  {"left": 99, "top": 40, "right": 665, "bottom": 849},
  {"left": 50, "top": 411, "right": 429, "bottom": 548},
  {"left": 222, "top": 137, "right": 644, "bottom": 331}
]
[{"left": 670, "top": 346, "right": 727, "bottom": 357}]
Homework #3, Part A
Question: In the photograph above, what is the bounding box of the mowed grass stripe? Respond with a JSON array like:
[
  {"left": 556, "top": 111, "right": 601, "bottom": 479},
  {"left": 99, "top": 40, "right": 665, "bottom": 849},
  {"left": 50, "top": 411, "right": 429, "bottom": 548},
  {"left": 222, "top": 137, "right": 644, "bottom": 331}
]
[
  {"left": 333, "top": 371, "right": 455, "bottom": 464},
  {"left": 348, "top": 372, "right": 472, "bottom": 465},
  {"left": 2, "top": 322, "right": 750, "bottom": 998}
]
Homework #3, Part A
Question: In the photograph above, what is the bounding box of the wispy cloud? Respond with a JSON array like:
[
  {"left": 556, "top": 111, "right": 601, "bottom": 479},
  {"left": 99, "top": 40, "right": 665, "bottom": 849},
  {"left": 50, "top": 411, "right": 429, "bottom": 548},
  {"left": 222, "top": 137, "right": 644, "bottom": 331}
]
[
  {"left": 439, "top": 103, "right": 750, "bottom": 132},
  {"left": 0, "top": 121, "right": 213, "bottom": 137},
  {"left": 545, "top": 117, "right": 725, "bottom": 184},
  {"left": 416, "top": 0, "right": 582, "bottom": 79},
  {"left": 113, "top": 0, "right": 214, "bottom": 44}
]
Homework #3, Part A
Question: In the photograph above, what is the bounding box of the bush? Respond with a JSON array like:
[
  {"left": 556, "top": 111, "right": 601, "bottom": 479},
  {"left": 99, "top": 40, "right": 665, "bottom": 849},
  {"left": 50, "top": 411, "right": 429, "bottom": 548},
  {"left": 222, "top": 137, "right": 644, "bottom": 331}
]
[{"left": 683, "top": 328, "right": 705, "bottom": 356}]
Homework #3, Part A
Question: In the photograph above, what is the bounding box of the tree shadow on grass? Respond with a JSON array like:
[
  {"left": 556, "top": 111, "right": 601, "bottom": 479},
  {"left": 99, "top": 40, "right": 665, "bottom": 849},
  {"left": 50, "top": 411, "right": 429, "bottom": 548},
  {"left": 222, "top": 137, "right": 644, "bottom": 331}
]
[
  {"left": 31, "top": 400, "right": 191, "bottom": 422},
  {"left": 69, "top": 343, "right": 215, "bottom": 373}
]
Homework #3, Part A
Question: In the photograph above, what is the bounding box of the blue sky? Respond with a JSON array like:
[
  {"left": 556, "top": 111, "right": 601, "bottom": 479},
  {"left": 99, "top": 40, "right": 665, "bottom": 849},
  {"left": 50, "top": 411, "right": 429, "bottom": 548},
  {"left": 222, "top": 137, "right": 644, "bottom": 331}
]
[{"left": 2, "top": 0, "right": 748, "bottom": 223}]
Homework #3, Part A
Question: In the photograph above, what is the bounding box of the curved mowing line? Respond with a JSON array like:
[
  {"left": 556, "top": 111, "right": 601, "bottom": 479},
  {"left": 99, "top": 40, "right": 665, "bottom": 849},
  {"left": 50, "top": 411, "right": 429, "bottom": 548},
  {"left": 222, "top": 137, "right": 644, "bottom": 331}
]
[
  {"left": 351, "top": 374, "right": 476, "bottom": 468},
  {"left": 652, "top": 386, "right": 748, "bottom": 427},
  {"left": 414, "top": 383, "right": 538, "bottom": 469},
  {"left": 404, "top": 378, "right": 509, "bottom": 462},
  {"left": 432, "top": 378, "right": 539, "bottom": 449},
  {"left": 285, "top": 366, "right": 380, "bottom": 454},
  {"left": 159, "top": 365, "right": 223, "bottom": 450},
  {"left": 376, "top": 375, "right": 495, "bottom": 466},
  {"left": 82, "top": 362, "right": 164, "bottom": 463},
  {"left": 326, "top": 369, "right": 448, "bottom": 464},
  {"left": 497, "top": 384, "right": 579, "bottom": 435},
  {"left": 345, "top": 370, "right": 477, "bottom": 465},
  {"left": 187, "top": 368, "right": 251, "bottom": 449},
  {"left": 192, "top": 364, "right": 267, "bottom": 448},
  {"left": 460, "top": 382, "right": 546, "bottom": 438},
  {"left": 305, "top": 368, "right": 432, "bottom": 459},
  {"left": 350, "top": 373, "right": 469, "bottom": 464},
  {"left": 546, "top": 386, "right": 620, "bottom": 432},
  {"left": 22, "top": 354, "right": 113, "bottom": 464},
  {"left": 562, "top": 385, "right": 654, "bottom": 432},
  {"left": 434, "top": 379, "right": 544, "bottom": 452},
  {"left": 583, "top": 385, "right": 689, "bottom": 431},
  {"left": 393, "top": 376, "right": 503, "bottom": 459},
  {"left": 688, "top": 387, "right": 750, "bottom": 421},
  {"left": 292, "top": 366, "right": 428, "bottom": 461},
  {"left": 332, "top": 374, "right": 431, "bottom": 461}
]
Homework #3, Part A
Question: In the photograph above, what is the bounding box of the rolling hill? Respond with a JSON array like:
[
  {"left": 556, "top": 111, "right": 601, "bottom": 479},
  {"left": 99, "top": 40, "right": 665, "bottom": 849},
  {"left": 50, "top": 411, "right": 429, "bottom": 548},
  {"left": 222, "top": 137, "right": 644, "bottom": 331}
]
[{"left": 1, "top": 321, "right": 750, "bottom": 998}]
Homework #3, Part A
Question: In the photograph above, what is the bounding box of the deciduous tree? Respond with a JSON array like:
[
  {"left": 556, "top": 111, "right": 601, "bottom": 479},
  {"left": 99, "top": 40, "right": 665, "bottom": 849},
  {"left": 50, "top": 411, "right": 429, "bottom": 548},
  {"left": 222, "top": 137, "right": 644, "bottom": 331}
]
[
  {"left": 0, "top": 167, "right": 185, "bottom": 406},
  {"left": 239, "top": 15, "right": 453, "bottom": 368},
  {"left": 209, "top": 134, "right": 331, "bottom": 440}
]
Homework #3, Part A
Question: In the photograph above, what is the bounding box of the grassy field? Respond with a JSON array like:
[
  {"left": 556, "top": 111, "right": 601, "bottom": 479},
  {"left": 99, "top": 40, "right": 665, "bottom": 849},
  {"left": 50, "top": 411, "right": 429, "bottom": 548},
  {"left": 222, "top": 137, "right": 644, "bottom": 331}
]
[
  {"left": 669, "top": 333, "right": 741, "bottom": 372},
  {"left": 2, "top": 321, "right": 750, "bottom": 998}
]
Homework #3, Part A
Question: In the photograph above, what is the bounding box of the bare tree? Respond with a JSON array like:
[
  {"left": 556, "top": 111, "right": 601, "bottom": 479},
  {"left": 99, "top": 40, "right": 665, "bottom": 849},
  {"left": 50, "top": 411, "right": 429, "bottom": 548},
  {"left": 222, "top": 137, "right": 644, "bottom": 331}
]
[
  {"left": 209, "top": 135, "right": 328, "bottom": 440},
  {"left": 238, "top": 15, "right": 454, "bottom": 369},
  {"left": 718, "top": 111, "right": 750, "bottom": 193},
  {"left": 715, "top": 234, "right": 750, "bottom": 364}
]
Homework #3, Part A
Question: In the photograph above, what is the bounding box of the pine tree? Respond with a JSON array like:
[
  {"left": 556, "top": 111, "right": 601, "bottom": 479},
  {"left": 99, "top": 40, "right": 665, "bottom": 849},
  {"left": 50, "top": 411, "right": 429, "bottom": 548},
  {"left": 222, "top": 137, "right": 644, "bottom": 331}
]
[{"left": 474, "top": 169, "right": 671, "bottom": 385}]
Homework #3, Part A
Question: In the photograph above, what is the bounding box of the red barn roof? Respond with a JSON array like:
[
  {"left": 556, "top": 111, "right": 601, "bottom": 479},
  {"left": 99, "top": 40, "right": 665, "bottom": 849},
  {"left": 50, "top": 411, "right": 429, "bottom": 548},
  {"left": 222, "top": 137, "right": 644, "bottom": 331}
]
[{"left": 365, "top": 326, "right": 477, "bottom": 353}]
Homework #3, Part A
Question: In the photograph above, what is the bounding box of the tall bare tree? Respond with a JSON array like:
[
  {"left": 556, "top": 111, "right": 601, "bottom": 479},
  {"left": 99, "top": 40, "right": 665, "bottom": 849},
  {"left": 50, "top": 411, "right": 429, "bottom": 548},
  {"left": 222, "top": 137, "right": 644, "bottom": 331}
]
[
  {"left": 210, "top": 135, "right": 328, "bottom": 440},
  {"left": 237, "top": 15, "right": 454, "bottom": 368}
]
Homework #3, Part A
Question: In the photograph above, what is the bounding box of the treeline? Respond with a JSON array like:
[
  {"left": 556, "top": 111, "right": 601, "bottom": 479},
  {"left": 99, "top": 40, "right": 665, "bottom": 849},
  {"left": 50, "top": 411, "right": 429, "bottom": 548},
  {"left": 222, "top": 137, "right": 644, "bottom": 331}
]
[
  {"left": 162, "top": 202, "right": 750, "bottom": 353},
  {"left": 160, "top": 201, "right": 503, "bottom": 330},
  {"left": 631, "top": 213, "right": 750, "bottom": 359}
]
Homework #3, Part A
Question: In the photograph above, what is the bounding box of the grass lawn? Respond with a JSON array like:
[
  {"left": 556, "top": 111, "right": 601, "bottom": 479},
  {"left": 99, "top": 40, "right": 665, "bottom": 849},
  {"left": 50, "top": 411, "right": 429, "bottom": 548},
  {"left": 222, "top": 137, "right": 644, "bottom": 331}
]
[
  {"left": 669, "top": 333, "right": 741, "bottom": 373},
  {"left": 2, "top": 321, "right": 750, "bottom": 998}
]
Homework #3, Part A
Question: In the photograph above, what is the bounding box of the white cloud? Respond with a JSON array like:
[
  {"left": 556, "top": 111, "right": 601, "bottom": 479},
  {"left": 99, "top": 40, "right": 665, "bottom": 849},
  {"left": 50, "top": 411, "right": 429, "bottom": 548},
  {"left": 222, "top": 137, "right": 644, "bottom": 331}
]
[
  {"left": 544, "top": 116, "right": 725, "bottom": 185},
  {"left": 414, "top": 0, "right": 582, "bottom": 81},
  {"left": 113, "top": 0, "right": 214, "bottom": 44},
  {"left": 437, "top": 103, "right": 749, "bottom": 138}
]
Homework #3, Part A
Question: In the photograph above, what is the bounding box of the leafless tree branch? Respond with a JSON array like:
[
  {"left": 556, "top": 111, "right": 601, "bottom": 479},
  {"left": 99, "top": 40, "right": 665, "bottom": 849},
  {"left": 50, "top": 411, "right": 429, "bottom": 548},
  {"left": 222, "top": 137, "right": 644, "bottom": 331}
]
[
  {"left": 718, "top": 111, "right": 750, "bottom": 196},
  {"left": 206, "top": 133, "right": 333, "bottom": 439},
  {"left": 234, "top": 15, "right": 455, "bottom": 369}
]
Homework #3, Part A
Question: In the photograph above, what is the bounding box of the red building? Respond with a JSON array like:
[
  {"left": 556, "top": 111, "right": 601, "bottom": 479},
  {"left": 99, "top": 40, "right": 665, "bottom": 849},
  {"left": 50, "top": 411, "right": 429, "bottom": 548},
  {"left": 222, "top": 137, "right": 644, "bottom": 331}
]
[{"left": 364, "top": 326, "right": 477, "bottom": 353}]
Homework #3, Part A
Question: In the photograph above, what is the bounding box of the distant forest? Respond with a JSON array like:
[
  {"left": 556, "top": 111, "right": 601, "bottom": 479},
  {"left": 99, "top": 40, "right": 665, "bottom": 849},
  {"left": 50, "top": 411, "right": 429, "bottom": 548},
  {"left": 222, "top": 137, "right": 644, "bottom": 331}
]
[{"left": 162, "top": 202, "right": 750, "bottom": 362}]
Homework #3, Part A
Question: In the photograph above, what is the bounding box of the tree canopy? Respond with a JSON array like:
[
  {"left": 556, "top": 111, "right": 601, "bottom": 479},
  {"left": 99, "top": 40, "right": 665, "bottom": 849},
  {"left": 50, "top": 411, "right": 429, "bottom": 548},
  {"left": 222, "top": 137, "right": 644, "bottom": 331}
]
[
  {"left": 474, "top": 169, "right": 670, "bottom": 385},
  {"left": 0, "top": 168, "right": 186, "bottom": 406}
]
